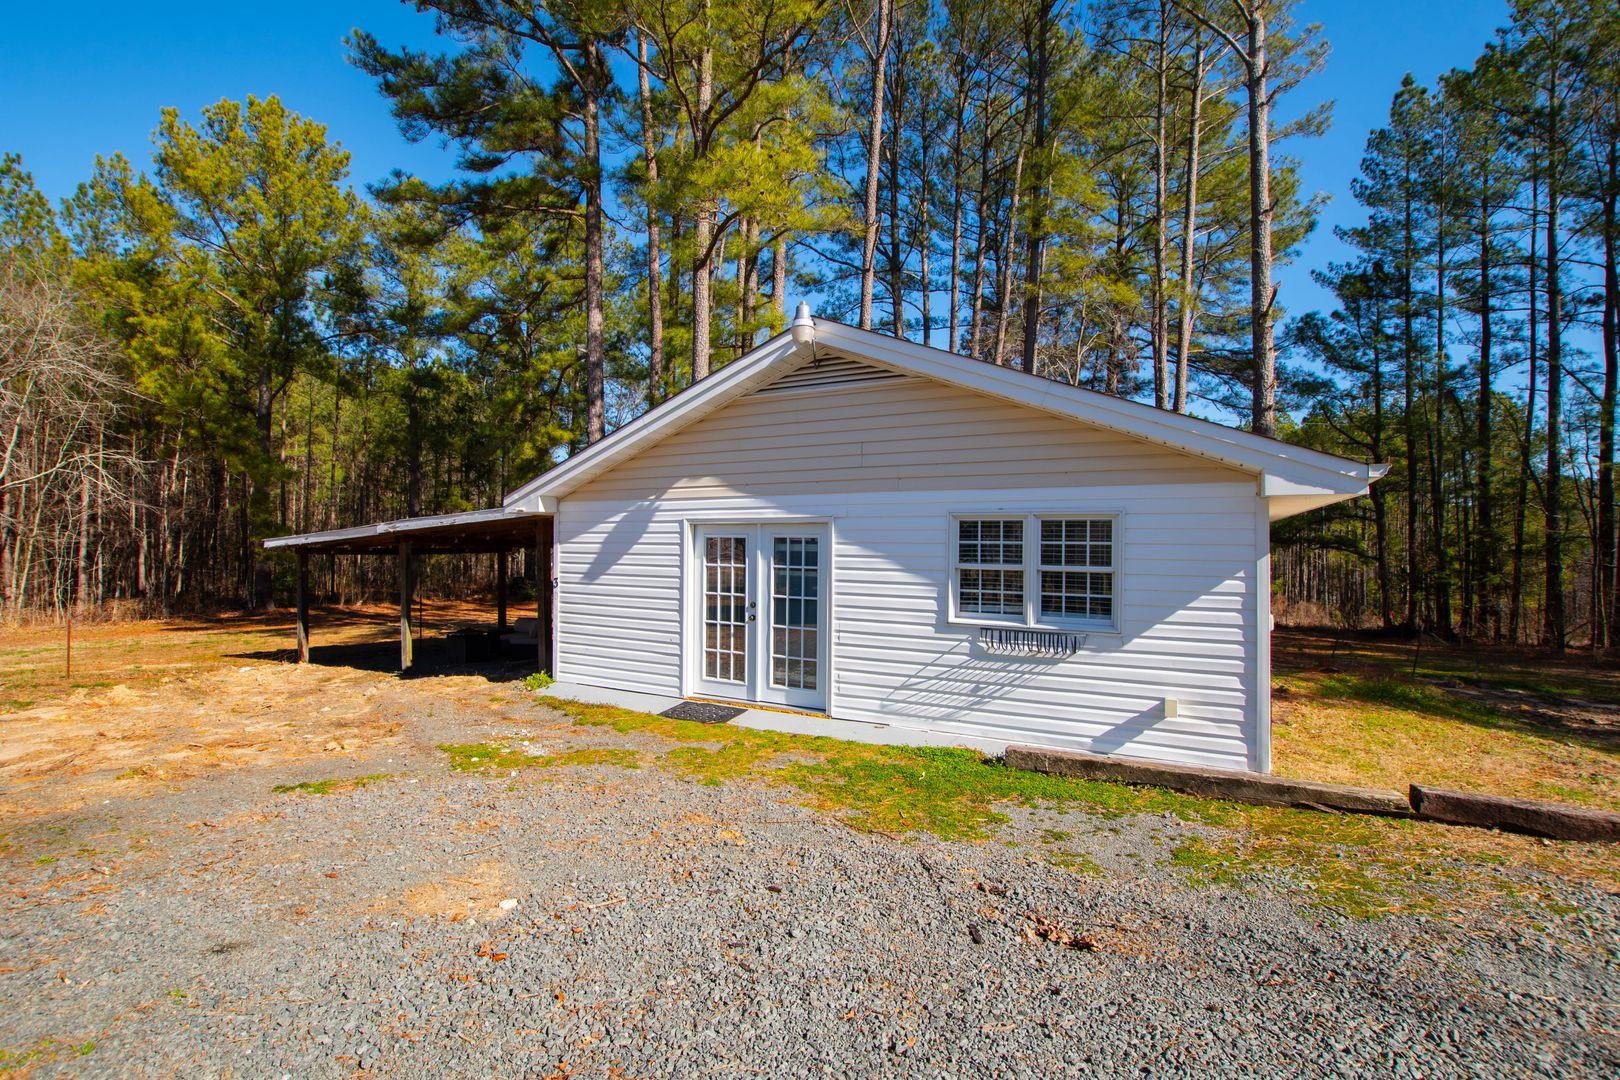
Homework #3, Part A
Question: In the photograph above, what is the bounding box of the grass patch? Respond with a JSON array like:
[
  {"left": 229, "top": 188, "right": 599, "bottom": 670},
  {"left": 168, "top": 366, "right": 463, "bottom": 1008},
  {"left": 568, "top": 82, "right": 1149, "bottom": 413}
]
[
  {"left": 1317, "top": 674, "right": 1508, "bottom": 726},
  {"left": 439, "top": 743, "right": 544, "bottom": 773},
  {"left": 271, "top": 773, "right": 392, "bottom": 795},
  {"left": 536, "top": 694, "right": 1620, "bottom": 918},
  {"left": 1276, "top": 669, "right": 1620, "bottom": 812},
  {"left": 541, "top": 695, "right": 1227, "bottom": 838},
  {"left": 522, "top": 671, "right": 554, "bottom": 691},
  {"left": 539, "top": 746, "right": 642, "bottom": 770},
  {"left": 438, "top": 741, "right": 642, "bottom": 774},
  {"left": 1168, "top": 812, "right": 1462, "bottom": 919},
  {"left": 1046, "top": 848, "right": 1103, "bottom": 875}
]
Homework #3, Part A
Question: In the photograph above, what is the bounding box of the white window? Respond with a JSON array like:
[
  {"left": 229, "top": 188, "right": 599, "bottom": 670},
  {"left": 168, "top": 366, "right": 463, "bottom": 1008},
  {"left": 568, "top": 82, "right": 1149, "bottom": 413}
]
[
  {"left": 955, "top": 518, "right": 1025, "bottom": 618},
  {"left": 1038, "top": 518, "right": 1114, "bottom": 623},
  {"left": 951, "top": 514, "right": 1117, "bottom": 630}
]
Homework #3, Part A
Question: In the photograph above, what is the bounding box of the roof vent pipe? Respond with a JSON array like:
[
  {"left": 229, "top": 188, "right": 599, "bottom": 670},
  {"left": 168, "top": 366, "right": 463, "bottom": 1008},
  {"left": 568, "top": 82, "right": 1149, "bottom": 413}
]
[{"left": 789, "top": 301, "right": 816, "bottom": 345}]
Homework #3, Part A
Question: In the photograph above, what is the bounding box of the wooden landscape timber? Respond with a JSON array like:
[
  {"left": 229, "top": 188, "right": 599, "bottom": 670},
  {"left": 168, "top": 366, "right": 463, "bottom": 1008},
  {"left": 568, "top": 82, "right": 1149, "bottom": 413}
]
[
  {"left": 1005, "top": 745, "right": 1413, "bottom": 817},
  {"left": 1006, "top": 744, "right": 1620, "bottom": 841},
  {"left": 1409, "top": 785, "right": 1620, "bottom": 842}
]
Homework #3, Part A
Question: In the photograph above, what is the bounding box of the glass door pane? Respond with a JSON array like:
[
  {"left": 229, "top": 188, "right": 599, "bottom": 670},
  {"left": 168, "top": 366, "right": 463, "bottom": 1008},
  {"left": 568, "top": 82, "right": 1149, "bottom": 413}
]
[
  {"left": 703, "top": 535, "right": 748, "bottom": 684},
  {"left": 770, "top": 535, "right": 820, "bottom": 691}
]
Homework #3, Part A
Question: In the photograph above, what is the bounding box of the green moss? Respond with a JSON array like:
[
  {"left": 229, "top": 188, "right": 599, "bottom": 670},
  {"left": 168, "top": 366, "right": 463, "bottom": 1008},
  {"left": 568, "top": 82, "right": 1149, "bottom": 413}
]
[
  {"left": 540, "top": 695, "right": 1230, "bottom": 839},
  {"left": 272, "top": 774, "right": 392, "bottom": 795},
  {"left": 535, "top": 695, "right": 1541, "bottom": 918},
  {"left": 540, "top": 746, "right": 642, "bottom": 770},
  {"left": 438, "top": 743, "right": 544, "bottom": 772},
  {"left": 439, "top": 741, "right": 644, "bottom": 774},
  {"left": 1047, "top": 849, "right": 1103, "bottom": 875}
]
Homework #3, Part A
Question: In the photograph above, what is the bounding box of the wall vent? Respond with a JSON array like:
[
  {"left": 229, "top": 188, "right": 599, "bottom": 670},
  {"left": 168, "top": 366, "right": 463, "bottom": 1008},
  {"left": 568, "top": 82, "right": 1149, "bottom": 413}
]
[{"left": 758, "top": 354, "right": 905, "bottom": 394}]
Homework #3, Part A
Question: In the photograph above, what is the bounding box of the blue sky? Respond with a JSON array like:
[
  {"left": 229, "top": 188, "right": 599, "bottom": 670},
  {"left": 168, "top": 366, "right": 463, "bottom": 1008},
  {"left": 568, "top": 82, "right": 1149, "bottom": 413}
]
[{"left": 2, "top": 0, "right": 1511, "bottom": 327}]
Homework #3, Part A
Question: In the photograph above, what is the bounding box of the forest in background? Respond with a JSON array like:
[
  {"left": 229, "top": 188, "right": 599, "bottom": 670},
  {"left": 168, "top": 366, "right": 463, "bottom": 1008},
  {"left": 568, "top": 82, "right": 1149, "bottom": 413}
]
[{"left": 1, "top": 0, "right": 1616, "bottom": 651}]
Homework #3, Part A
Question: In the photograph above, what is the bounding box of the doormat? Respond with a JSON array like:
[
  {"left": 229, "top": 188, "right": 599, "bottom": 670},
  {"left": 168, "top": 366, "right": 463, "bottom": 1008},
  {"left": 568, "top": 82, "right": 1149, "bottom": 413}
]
[{"left": 660, "top": 701, "right": 746, "bottom": 724}]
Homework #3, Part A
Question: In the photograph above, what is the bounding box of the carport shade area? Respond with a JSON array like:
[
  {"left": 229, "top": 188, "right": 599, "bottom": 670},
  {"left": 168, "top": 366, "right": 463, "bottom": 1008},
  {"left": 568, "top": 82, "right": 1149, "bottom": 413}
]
[{"left": 262, "top": 508, "right": 554, "bottom": 673}]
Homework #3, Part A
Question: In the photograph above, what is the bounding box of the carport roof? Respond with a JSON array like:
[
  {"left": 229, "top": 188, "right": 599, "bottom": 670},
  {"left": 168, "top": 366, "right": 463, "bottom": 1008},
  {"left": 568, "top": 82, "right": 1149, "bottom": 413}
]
[{"left": 262, "top": 507, "right": 548, "bottom": 555}]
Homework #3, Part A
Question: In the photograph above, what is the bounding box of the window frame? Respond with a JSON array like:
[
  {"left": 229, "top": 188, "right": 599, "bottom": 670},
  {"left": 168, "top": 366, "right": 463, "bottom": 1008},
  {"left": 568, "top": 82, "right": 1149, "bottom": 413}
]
[{"left": 946, "top": 511, "right": 1121, "bottom": 634}]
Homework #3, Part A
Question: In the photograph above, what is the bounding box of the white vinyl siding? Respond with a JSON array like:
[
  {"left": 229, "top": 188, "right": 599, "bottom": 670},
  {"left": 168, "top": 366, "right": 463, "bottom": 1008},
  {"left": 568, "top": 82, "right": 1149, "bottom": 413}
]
[
  {"left": 572, "top": 370, "right": 1248, "bottom": 501},
  {"left": 553, "top": 371, "right": 1267, "bottom": 772}
]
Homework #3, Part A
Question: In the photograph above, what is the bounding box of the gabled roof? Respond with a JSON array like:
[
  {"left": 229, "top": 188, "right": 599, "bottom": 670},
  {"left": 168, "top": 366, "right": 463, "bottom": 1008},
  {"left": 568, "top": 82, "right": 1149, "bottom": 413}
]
[{"left": 503, "top": 317, "right": 1385, "bottom": 521}]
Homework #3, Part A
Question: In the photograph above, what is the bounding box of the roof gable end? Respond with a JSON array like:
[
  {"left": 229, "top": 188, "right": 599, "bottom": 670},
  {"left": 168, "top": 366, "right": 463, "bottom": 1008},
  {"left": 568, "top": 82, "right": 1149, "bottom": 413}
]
[{"left": 502, "top": 319, "right": 1381, "bottom": 518}]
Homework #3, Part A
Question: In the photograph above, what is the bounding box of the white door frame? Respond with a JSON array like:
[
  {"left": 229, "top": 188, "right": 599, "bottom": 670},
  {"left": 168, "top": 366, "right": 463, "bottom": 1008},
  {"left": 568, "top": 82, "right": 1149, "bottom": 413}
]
[{"left": 685, "top": 519, "right": 831, "bottom": 712}]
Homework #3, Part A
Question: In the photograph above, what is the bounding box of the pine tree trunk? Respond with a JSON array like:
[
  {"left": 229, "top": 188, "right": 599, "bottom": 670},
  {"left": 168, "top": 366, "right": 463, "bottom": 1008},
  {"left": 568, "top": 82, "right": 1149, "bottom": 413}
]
[
  {"left": 1174, "top": 37, "right": 1205, "bottom": 415},
  {"left": 1150, "top": 1, "right": 1170, "bottom": 408},
  {"left": 1019, "top": 1, "right": 1052, "bottom": 375},
  {"left": 948, "top": 55, "right": 966, "bottom": 354},
  {"left": 994, "top": 142, "right": 1026, "bottom": 367},
  {"left": 1474, "top": 186, "right": 1496, "bottom": 639},
  {"left": 1431, "top": 176, "right": 1452, "bottom": 637},
  {"left": 968, "top": 121, "right": 991, "bottom": 358},
  {"left": 582, "top": 45, "right": 606, "bottom": 443},
  {"left": 1544, "top": 99, "right": 1566, "bottom": 650},
  {"left": 1244, "top": 6, "right": 1277, "bottom": 436},
  {"left": 1599, "top": 132, "right": 1617, "bottom": 649},
  {"left": 888, "top": 92, "right": 904, "bottom": 338},
  {"left": 691, "top": 41, "right": 715, "bottom": 383},
  {"left": 638, "top": 32, "right": 665, "bottom": 406},
  {"left": 859, "top": 0, "right": 893, "bottom": 331},
  {"left": 1371, "top": 293, "right": 1394, "bottom": 630},
  {"left": 1510, "top": 161, "right": 1541, "bottom": 644},
  {"left": 1402, "top": 170, "right": 1421, "bottom": 632}
]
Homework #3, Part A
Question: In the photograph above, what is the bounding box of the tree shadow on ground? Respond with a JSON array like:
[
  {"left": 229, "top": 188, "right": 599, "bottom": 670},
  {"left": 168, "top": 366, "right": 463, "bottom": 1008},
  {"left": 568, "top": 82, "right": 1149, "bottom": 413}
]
[
  {"left": 232, "top": 635, "right": 541, "bottom": 683},
  {"left": 1275, "top": 627, "right": 1620, "bottom": 755}
]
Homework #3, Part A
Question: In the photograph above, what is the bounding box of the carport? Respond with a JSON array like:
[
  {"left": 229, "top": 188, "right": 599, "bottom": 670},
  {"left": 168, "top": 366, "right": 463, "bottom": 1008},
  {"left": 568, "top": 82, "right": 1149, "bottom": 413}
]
[{"left": 263, "top": 507, "right": 553, "bottom": 673}]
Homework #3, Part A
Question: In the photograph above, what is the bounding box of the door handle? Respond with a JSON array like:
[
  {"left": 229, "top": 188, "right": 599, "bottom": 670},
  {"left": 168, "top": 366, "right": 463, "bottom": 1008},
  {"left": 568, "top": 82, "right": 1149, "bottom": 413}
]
[{"left": 747, "top": 613, "right": 757, "bottom": 622}]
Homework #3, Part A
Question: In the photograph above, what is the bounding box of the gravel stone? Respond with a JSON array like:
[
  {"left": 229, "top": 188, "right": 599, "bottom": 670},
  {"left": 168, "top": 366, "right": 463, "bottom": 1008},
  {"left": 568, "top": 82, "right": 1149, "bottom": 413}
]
[{"left": 1, "top": 669, "right": 1616, "bottom": 1077}]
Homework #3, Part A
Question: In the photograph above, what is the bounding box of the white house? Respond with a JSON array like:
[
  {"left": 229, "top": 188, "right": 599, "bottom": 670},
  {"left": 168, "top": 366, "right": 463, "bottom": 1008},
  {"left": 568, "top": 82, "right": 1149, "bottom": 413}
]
[{"left": 269, "top": 308, "right": 1383, "bottom": 774}]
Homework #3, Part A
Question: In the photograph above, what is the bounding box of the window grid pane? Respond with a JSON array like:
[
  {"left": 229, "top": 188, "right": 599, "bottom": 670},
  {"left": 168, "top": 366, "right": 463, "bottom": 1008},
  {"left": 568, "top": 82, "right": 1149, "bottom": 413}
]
[
  {"left": 771, "top": 535, "right": 820, "bottom": 690},
  {"left": 1040, "top": 570, "right": 1113, "bottom": 621},
  {"left": 703, "top": 535, "right": 748, "bottom": 683},
  {"left": 958, "top": 518, "right": 1023, "bottom": 566},
  {"left": 958, "top": 567, "right": 1025, "bottom": 616},
  {"left": 1040, "top": 518, "right": 1112, "bottom": 569}
]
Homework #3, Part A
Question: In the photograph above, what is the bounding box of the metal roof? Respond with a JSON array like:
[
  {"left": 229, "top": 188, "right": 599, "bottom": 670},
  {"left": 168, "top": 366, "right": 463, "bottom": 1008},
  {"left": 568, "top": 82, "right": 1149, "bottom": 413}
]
[{"left": 262, "top": 506, "right": 548, "bottom": 555}]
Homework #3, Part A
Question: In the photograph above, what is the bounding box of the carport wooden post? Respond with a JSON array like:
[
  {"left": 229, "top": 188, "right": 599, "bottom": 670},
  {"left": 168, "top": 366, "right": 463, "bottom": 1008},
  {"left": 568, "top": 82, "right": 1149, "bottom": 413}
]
[
  {"left": 295, "top": 551, "right": 310, "bottom": 663},
  {"left": 496, "top": 549, "right": 508, "bottom": 631},
  {"left": 398, "top": 540, "right": 414, "bottom": 672},
  {"left": 537, "top": 519, "right": 553, "bottom": 674}
]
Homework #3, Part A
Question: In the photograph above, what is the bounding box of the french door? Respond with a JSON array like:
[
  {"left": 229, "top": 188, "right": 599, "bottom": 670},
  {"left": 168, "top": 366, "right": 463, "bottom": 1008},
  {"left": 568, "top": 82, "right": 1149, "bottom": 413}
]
[{"left": 693, "top": 523, "right": 828, "bottom": 711}]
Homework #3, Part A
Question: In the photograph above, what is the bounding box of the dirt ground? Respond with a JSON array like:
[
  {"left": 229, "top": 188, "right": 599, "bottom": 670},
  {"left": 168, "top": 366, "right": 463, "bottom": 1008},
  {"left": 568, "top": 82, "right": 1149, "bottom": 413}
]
[
  {"left": 4, "top": 607, "right": 1616, "bottom": 822},
  {"left": 0, "top": 602, "right": 487, "bottom": 820},
  {"left": 0, "top": 612, "right": 1617, "bottom": 1075}
]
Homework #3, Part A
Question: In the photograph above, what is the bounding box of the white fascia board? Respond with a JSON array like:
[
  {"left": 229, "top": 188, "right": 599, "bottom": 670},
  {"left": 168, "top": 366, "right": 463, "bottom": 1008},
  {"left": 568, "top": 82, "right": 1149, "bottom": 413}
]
[
  {"left": 502, "top": 332, "right": 805, "bottom": 508},
  {"left": 813, "top": 322, "right": 1376, "bottom": 492}
]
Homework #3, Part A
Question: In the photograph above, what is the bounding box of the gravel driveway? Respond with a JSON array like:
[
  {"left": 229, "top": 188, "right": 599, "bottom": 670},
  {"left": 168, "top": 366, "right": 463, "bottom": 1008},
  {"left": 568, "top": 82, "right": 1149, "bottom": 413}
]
[{"left": 2, "top": 664, "right": 1616, "bottom": 1077}]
